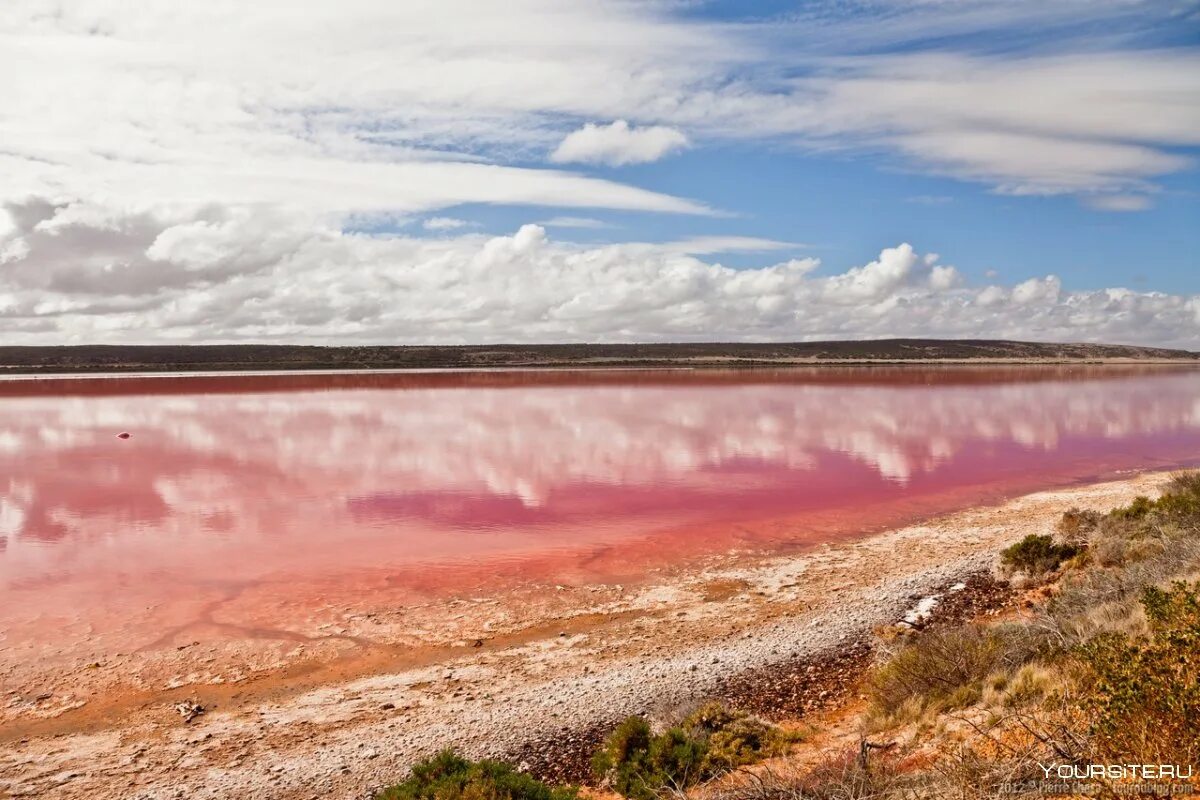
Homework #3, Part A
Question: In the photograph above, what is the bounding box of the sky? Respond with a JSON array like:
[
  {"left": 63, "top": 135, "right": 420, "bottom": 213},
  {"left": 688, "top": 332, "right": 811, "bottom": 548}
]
[{"left": 1, "top": 0, "right": 1198, "bottom": 347}]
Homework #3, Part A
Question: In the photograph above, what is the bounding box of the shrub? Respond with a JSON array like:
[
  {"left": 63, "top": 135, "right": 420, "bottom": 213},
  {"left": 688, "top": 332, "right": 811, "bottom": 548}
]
[
  {"left": 1057, "top": 507, "right": 1100, "bottom": 541},
  {"left": 784, "top": 750, "right": 911, "bottom": 800},
  {"left": 593, "top": 703, "right": 791, "bottom": 798},
  {"left": 1154, "top": 472, "right": 1200, "bottom": 521},
  {"left": 1101, "top": 471, "right": 1200, "bottom": 527},
  {"left": 1109, "top": 495, "right": 1155, "bottom": 521},
  {"left": 1000, "top": 534, "right": 1079, "bottom": 575},
  {"left": 647, "top": 727, "right": 708, "bottom": 790},
  {"left": 376, "top": 750, "right": 577, "bottom": 800},
  {"left": 1077, "top": 580, "right": 1200, "bottom": 764},
  {"left": 682, "top": 701, "right": 791, "bottom": 769},
  {"left": 1163, "top": 471, "right": 1200, "bottom": 498},
  {"left": 869, "top": 624, "right": 1046, "bottom": 720},
  {"left": 682, "top": 700, "right": 738, "bottom": 734},
  {"left": 592, "top": 717, "right": 659, "bottom": 800},
  {"left": 593, "top": 718, "right": 704, "bottom": 800}
]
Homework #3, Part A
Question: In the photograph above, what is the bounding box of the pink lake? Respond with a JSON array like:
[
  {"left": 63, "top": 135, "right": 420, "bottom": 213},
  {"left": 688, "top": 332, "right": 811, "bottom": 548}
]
[{"left": 2, "top": 365, "right": 1199, "bottom": 656}]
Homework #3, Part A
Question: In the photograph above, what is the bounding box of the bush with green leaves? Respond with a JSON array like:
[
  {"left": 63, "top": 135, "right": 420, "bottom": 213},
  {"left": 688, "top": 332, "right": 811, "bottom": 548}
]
[
  {"left": 1077, "top": 580, "right": 1200, "bottom": 764},
  {"left": 686, "top": 701, "right": 791, "bottom": 770},
  {"left": 591, "top": 703, "right": 791, "bottom": 798},
  {"left": 1000, "top": 533, "right": 1079, "bottom": 575},
  {"left": 1153, "top": 472, "right": 1200, "bottom": 521},
  {"left": 376, "top": 750, "right": 577, "bottom": 800},
  {"left": 1109, "top": 494, "right": 1156, "bottom": 521},
  {"left": 1104, "top": 473, "right": 1200, "bottom": 530}
]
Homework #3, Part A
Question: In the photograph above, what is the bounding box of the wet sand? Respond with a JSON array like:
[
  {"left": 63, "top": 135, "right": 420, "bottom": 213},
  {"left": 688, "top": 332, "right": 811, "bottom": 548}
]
[{"left": 0, "top": 470, "right": 1179, "bottom": 800}]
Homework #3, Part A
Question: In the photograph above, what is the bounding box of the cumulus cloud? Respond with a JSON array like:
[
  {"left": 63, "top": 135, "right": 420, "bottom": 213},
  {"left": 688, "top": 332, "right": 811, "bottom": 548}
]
[
  {"left": 929, "top": 265, "right": 963, "bottom": 291},
  {"left": 0, "top": 201, "right": 1195, "bottom": 348},
  {"left": 0, "top": 2, "right": 1195, "bottom": 348},
  {"left": 1011, "top": 276, "right": 1062, "bottom": 306},
  {"left": 551, "top": 121, "right": 690, "bottom": 166}
]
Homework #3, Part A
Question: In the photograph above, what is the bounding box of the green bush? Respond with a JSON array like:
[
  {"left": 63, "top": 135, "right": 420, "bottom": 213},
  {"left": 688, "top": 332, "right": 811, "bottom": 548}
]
[
  {"left": 1154, "top": 472, "right": 1200, "bottom": 521},
  {"left": 376, "top": 750, "right": 577, "bottom": 800},
  {"left": 684, "top": 701, "right": 790, "bottom": 770},
  {"left": 592, "top": 717, "right": 702, "bottom": 800},
  {"left": 1110, "top": 495, "right": 1156, "bottom": 521},
  {"left": 1102, "top": 476, "right": 1200, "bottom": 527},
  {"left": 1078, "top": 580, "right": 1200, "bottom": 763},
  {"left": 1000, "top": 534, "right": 1079, "bottom": 574},
  {"left": 592, "top": 703, "right": 791, "bottom": 798}
]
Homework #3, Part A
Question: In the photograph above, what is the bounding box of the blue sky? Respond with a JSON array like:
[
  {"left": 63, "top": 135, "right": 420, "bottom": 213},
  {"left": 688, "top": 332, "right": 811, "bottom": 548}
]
[
  {"left": 463, "top": 145, "right": 1200, "bottom": 293},
  {"left": 435, "top": 1, "right": 1200, "bottom": 294},
  {"left": 1, "top": 1, "right": 1198, "bottom": 345}
]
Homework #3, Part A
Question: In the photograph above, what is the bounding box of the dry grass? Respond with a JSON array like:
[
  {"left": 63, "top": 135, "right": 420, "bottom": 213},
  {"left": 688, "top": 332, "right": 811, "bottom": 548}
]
[
  {"left": 866, "top": 624, "right": 1048, "bottom": 729},
  {"left": 559, "top": 472, "right": 1200, "bottom": 800},
  {"left": 711, "top": 471, "right": 1200, "bottom": 800}
]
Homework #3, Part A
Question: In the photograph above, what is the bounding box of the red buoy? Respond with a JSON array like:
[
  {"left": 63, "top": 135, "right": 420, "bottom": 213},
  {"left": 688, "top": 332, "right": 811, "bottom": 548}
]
[{"left": 117, "top": 432, "right": 131, "bottom": 440}]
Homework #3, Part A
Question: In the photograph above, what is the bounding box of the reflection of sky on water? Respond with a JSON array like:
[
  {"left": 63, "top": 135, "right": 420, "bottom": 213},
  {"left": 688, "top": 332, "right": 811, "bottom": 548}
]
[{"left": 1, "top": 368, "right": 1199, "bottom": 590}]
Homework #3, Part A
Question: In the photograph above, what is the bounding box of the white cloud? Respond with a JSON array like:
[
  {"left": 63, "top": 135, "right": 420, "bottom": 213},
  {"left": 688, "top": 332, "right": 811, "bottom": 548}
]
[
  {"left": 551, "top": 121, "right": 690, "bottom": 166},
  {"left": 1011, "top": 276, "right": 1062, "bottom": 306},
  {"left": 0, "top": 204, "right": 1195, "bottom": 348},
  {"left": 0, "top": 2, "right": 1195, "bottom": 228},
  {"left": 423, "top": 217, "right": 471, "bottom": 231},
  {"left": 0, "top": 1, "right": 719, "bottom": 221},
  {"left": 1083, "top": 194, "right": 1154, "bottom": 212},
  {"left": 537, "top": 217, "right": 613, "bottom": 229},
  {"left": 929, "top": 265, "right": 963, "bottom": 291},
  {"left": 0, "top": 1, "right": 1194, "bottom": 349},
  {"left": 789, "top": 52, "right": 1200, "bottom": 195},
  {"left": 650, "top": 236, "right": 794, "bottom": 255},
  {"left": 821, "top": 243, "right": 921, "bottom": 302}
]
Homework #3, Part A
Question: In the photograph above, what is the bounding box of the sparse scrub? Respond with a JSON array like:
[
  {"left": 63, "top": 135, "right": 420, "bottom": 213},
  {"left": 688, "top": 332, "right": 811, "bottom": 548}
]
[
  {"left": 999, "top": 534, "right": 1079, "bottom": 575},
  {"left": 380, "top": 474, "right": 1200, "bottom": 800},
  {"left": 1041, "top": 473, "right": 1200, "bottom": 645},
  {"left": 1057, "top": 507, "right": 1099, "bottom": 542},
  {"left": 1076, "top": 580, "right": 1200, "bottom": 764},
  {"left": 590, "top": 717, "right": 709, "bottom": 799},
  {"left": 1110, "top": 494, "right": 1155, "bottom": 521},
  {"left": 769, "top": 750, "right": 913, "bottom": 800},
  {"left": 1154, "top": 472, "right": 1200, "bottom": 520},
  {"left": 592, "top": 702, "right": 792, "bottom": 798},
  {"left": 868, "top": 624, "right": 1048, "bottom": 725},
  {"left": 375, "top": 750, "right": 577, "bottom": 800},
  {"left": 596, "top": 473, "right": 1200, "bottom": 800},
  {"left": 837, "top": 474, "right": 1200, "bottom": 798},
  {"left": 979, "top": 663, "right": 1066, "bottom": 710}
]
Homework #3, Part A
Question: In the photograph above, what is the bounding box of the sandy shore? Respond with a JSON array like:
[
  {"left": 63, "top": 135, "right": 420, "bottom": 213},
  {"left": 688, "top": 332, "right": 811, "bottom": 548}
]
[{"left": 0, "top": 470, "right": 1177, "bottom": 800}]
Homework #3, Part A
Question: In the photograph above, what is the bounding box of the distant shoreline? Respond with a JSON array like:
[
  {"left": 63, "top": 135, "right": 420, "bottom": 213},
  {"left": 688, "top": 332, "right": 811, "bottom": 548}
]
[
  {"left": 1, "top": 359, "right": 1199, "bottom": 380},
  {"left": 0, "top": 338, "right": 1196, "bottom": 375},
  {"left": 2, "top": 359, "right": 1200, "bottom": 379}
]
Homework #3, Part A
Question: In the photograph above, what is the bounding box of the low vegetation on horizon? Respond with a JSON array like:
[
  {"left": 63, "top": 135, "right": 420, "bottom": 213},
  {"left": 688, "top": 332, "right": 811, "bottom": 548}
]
[
  {"left": 374, "top": 472, "right": 1200, "bottom": 799},
  {"left": 1, "top": 339, "right": 1197, "bottom": 374}
]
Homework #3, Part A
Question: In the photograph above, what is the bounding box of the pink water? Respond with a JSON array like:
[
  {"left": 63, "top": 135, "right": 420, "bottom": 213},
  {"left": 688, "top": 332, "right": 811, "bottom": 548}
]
[{"left": 1, "top": 366, "right": 1199, "bottom": 656}]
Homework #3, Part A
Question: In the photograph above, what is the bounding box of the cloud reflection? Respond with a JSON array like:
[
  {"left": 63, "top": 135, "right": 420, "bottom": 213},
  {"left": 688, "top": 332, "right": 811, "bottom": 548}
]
[{"left": 0, "top": 368, "right": 1198, "bottom": 584}]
